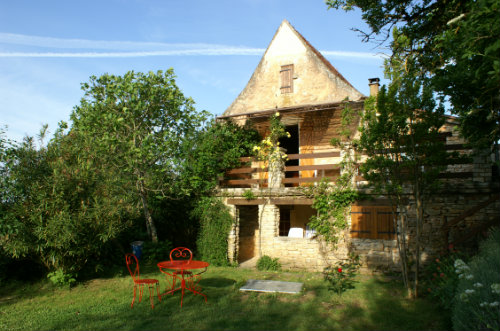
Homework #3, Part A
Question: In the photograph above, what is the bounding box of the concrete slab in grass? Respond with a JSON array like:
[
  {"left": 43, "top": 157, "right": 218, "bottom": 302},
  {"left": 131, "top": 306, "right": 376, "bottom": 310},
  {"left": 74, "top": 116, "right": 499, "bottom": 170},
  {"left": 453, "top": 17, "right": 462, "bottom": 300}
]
[{"left": 239, "top": 279, "right": 303, "bottom": 294}]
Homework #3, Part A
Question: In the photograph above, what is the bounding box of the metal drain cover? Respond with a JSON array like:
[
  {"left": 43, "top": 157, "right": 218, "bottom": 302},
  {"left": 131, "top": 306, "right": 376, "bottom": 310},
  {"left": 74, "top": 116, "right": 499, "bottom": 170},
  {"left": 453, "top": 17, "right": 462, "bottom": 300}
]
[{"left": 239, "top": 279, "right": 303, "bottom": 294}]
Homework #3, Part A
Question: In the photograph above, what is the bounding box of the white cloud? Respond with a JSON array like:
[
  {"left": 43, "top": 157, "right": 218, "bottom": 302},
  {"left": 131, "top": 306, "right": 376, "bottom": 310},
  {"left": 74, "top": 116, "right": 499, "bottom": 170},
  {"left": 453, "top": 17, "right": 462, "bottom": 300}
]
[
  {"left": 0, "top": 32, "right": 384, "bottom": 59},
  {"left": 0, "top": 49, "right": 266, "bottom": 57}
]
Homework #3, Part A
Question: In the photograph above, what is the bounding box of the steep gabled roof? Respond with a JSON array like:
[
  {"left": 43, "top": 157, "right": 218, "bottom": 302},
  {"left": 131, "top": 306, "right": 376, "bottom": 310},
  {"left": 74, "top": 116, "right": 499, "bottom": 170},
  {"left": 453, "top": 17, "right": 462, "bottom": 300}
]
[{"left": 223, "top": 20, "right": 364, "bottom": 116}]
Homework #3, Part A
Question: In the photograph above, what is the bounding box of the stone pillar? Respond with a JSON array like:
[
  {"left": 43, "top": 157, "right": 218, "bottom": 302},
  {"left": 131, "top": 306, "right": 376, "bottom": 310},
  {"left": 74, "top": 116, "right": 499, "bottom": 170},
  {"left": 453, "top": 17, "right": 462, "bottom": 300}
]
[
  {"left": 268, "top": 147, "right": 285, "bottom": 188},
  {"left": 227, "top": 204, "right": 239, "bottom": 263},
  {"left": 258, "top": 203, "right": 280, "bottom": 256}
]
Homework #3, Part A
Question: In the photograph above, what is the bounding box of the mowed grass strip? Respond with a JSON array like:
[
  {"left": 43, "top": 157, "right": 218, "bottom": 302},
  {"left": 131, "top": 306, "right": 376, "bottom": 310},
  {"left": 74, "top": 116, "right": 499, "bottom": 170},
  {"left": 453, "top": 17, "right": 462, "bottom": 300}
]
[{"left": 0, "top": 266, "right": 448, "bottom": 331}]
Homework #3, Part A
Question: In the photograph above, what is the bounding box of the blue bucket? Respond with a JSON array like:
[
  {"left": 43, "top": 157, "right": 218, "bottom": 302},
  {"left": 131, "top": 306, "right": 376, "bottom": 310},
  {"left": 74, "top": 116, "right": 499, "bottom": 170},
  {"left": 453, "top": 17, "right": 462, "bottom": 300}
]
[{"left": 130, "top": 241, "right": 144, "bottom": 260}]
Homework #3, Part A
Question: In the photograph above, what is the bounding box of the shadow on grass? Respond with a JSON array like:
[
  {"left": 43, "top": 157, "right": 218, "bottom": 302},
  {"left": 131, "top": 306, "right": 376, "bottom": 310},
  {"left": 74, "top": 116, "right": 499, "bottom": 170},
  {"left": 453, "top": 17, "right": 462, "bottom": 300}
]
[
  {"left": 198, "top": 277, "right": 236, "bottom": 288},
  {"left": 1, "top": 271, "right": 450, "bottom": 331}
]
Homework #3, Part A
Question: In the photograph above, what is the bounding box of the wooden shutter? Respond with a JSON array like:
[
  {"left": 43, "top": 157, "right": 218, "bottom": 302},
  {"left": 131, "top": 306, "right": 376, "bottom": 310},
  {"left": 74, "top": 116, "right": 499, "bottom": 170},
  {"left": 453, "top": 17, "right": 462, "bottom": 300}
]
[
  {"left": 350, "top": 205, "right": 373, "bottom": 238},
  {"left": 375, "top": 207, "right": 396, "bottom": 240},
  {"left": 351, "top": 205, "right": 396, "bottom": 239},
  {"left": 280, "top": 64, "right": 293, "bottom": 94}
]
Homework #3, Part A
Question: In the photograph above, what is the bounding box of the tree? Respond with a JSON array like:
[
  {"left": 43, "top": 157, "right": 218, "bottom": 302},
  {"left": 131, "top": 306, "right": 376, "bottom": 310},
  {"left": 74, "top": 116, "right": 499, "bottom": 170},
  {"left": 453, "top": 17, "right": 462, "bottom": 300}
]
[
  {"left": 70, "top": 70, "right": 208, "bottom": 242},
  {"left": 181, "top": 118, "right": 260, "bottom": 195},
  {"left": 0, "top": 124, "right": 135, "bottom": 278},
  {"left": 327, "top": 0, "right": 500, "bottom": 157},
  {"left": 357, "top": 58, "right": 457, "bottom": 297}
]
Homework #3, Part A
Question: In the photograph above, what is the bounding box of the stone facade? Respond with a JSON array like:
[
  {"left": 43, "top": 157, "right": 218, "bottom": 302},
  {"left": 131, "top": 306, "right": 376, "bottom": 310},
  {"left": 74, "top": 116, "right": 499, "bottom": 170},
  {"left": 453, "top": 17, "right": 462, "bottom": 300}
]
[{"left": 217, "top": 20, "right": 500, "bottom": 272}]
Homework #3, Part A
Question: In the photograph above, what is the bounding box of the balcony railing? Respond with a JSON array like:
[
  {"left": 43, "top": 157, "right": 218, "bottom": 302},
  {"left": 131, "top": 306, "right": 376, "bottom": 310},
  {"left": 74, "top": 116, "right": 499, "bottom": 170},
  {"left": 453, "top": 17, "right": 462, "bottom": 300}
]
[
  {"left": 218, "top": 151, "right": 342, "bottom": 188},
  {"left": 217, "top": 144, "right": 477, "bottom": 189}
]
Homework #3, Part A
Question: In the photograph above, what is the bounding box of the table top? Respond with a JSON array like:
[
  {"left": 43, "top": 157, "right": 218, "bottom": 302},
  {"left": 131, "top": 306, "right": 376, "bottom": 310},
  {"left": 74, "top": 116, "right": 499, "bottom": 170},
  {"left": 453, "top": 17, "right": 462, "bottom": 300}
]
[{"left": 157, "top": 260, "right": 209, "bottom": 270}]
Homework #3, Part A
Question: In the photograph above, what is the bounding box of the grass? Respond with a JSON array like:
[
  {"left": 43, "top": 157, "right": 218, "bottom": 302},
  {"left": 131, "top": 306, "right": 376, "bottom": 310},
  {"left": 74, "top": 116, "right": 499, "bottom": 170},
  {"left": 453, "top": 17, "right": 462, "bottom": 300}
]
[{"left": 0, "top": 265, "right": 449, "bottom": 331}]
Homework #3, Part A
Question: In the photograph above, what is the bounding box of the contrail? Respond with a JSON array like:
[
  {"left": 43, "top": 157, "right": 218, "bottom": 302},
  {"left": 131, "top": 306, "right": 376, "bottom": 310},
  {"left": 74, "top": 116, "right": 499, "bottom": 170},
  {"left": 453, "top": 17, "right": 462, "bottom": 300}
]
[{"left": 0, "top": 32, "right": 385, "bottom": 59}]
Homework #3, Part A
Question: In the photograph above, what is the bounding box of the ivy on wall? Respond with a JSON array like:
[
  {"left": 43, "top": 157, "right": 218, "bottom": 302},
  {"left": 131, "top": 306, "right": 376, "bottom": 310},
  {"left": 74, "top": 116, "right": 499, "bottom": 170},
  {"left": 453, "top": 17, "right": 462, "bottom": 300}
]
[{"left": 304, "top": 100, "right": 359, "bottom": 246}]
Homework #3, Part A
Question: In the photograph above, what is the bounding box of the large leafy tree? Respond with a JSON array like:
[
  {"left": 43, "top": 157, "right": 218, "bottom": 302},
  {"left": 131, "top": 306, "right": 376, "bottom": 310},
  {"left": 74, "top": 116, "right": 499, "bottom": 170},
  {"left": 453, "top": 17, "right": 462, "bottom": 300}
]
[
  {"left": 327, "top": 0, "right": 500, "bottom": 154},
  {"left": 71, "top": 69, "right": 208, "bottom": 242},
  {"left": 0, "top": 125, "right": 134, "bottom": 276},
  {"left": 358, "top": 60, "right": 457, "bottom": 297}
]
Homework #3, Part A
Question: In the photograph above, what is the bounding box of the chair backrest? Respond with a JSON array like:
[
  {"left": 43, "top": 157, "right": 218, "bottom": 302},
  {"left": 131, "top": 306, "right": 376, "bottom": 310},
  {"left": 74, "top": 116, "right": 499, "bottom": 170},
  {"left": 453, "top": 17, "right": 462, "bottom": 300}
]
[
  {"left": 169, "top": 247, "right": 193, "bottom": 263},
  {"left": 125, "top": 253, "right": 140, "bottom": 282}
]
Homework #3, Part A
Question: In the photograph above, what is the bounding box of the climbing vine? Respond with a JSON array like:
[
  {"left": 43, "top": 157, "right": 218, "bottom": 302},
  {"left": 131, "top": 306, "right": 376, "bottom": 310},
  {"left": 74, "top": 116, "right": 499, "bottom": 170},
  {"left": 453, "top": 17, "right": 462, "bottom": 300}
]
[
  {"left": 305, "top": 100, "right": 359, "bottom": 246},
  {"left": 252, "top": 112, "right": 290, "bottom": 167}
]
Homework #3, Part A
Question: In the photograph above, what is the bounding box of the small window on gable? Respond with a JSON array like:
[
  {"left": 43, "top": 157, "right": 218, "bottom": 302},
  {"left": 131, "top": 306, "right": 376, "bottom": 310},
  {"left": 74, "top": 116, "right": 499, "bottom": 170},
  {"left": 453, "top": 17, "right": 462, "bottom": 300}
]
[{"left": 280, "top": 64, "right": 294, "bottom": 94}]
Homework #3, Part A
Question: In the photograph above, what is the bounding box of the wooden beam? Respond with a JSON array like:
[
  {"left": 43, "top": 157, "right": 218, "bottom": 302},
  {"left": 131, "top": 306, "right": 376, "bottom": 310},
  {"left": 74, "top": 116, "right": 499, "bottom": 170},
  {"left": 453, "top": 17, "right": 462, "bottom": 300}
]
[
  {"left": 220, "top": 179, "right": 261, "bottom": 185},
  {"left": 282, "top": 177, "right": 335, "bottom": 184},
  {"left": 226, "top": 199, "right": 267, "bottom": 205},
  {"left": 284, "top": 164, "right": 340, "bottom": 172},
  {"left": 287, "top": 152, "right": 340, "bottom": 159},
  {"left": 271, "top": 198, "right": 314, "bottom": 205}
]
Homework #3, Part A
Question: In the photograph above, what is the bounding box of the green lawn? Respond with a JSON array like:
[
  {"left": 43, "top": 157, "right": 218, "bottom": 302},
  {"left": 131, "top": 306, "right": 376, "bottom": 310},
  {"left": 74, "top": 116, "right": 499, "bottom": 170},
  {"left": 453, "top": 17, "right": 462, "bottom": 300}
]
[{"left": 0, "top": 265, "right": 449, "bottom": 331}]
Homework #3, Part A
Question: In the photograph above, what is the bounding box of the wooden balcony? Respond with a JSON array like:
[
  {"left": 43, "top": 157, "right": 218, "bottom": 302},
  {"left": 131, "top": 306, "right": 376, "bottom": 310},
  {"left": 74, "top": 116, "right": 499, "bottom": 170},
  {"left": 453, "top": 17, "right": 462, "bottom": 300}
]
[
  {"left": 218, "top": 151, "right": 341, "bottom": 188},
  {"left": 217, "top": 144, "right": 477, "bottom": 189}
]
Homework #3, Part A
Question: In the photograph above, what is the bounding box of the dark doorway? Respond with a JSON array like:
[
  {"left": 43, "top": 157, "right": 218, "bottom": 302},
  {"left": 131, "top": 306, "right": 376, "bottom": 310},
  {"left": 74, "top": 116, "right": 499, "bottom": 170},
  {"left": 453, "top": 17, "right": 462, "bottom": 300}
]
[
  {"left": 238, "top": 205, "right": 259, "bottom": 263},
  {"left": 279, "top": 125, "right": 299, "bottom": 187}
]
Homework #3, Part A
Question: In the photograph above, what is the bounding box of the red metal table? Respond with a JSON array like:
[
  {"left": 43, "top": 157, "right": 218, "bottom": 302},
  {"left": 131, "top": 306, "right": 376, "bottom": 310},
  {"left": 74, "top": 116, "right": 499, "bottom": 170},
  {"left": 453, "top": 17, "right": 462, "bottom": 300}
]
[{"left": 157, "top": 260, "right": 209, "bottom": 307}]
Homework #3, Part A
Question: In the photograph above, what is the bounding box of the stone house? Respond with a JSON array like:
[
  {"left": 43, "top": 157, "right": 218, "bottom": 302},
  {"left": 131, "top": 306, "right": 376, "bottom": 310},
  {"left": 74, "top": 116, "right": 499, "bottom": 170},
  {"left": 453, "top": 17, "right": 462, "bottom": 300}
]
[{"left": 215, "top": 20, "right": 500, "bottom": 272}]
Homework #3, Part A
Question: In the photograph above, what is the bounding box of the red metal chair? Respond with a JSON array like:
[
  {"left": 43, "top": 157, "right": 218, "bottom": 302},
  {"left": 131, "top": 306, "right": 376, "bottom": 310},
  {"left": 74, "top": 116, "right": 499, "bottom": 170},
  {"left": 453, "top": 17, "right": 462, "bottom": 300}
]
[{"left": 125, "top": 253, "right": 161, "bottom": 309}]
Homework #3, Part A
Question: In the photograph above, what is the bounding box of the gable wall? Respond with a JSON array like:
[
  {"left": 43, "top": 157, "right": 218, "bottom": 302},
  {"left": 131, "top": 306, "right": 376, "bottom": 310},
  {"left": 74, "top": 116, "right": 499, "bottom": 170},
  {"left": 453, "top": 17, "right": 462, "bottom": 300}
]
[{"left": 224, "top": 22, "right": 364, "bottom": 116}]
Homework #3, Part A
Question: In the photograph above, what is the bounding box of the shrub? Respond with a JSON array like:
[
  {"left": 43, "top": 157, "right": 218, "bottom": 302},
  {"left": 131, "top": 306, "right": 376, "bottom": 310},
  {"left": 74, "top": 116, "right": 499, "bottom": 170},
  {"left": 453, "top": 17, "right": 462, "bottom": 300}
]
[
  {"left": 194, "top": 197, "right": 233, "bottom": 266},
  {"left": 242, "top": 189, "right": 256, "bottom": 200},
  {"left": 451, "top": 227, "right": 500, "bottom": 331},
  {"left": 324, "top": 253, "right": 361, "bottom": 294},
  {"left": 424, "top": 247, "right": 467, "bottom": 310},
  {"left": 47, "top": 269, "right": 76, "bottom": 288},
  {"left": 142, "top": 240, "right": 173, "bottom": 264},
  {"left": 256, "top": 255, "right": 281, "bottom": 271}
]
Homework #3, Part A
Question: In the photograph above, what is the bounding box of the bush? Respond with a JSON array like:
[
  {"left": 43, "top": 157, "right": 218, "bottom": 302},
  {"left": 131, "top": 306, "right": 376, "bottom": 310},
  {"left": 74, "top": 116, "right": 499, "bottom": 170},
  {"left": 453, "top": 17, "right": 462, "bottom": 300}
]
[
  {"left": 256, "top": 255, "right": 281, "bottom": 271},
  {"left": 324, "top": 253, "right": 361, "bottom": 294},
  {"left": 424, "top": 247, "right": 467, "bottom": 310},
  {"left": 194, "top": 197, "right": 234, "bottom": 266},
  {"left": 451, "top": 227, "right": 500, "bottom": 331},
  {"left": 142, "top": 240, "right": 173, "bottom": 264},
  {"left": 47, "top": 269, "right": 76, "bottom": 288}
]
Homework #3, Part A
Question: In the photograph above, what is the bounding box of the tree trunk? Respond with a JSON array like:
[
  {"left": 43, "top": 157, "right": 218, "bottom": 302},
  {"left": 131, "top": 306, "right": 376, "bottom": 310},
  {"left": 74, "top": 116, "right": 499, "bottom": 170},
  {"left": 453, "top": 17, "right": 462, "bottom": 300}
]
[
  {"left": 396, "top": 208, "right": 413, "bottom": 298},
  {"left": 138, "top": 178, "right": 158, "bottom": 243},
  {"left": 414, "top": 184, "right": 423, "bottom": 298}
]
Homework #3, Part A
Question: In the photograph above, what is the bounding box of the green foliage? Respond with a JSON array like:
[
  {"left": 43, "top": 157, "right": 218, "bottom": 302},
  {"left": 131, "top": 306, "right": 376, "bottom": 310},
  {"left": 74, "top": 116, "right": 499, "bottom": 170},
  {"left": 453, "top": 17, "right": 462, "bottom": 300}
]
[
  {"left": 327, "top": 0, "right": 500, "bottom": 151},
  {"left": 182, "top": 119, "right": 260, "bottom": 195},
  {"left": 253, "top": 112, "right": 289, "bottom": 164},
  {"left": 256, "top": 255, "right": 281, "bottom": 271},
  {"left": 47, "top": 269, "right": 76, "bottom": 288},
  {"left": 142, "top": 240, "right": 173, "bottom": 264},
  {"left": 357, "top": 64, "right": 462, "bottom": 297},
  {"left": 304, "top": 101, "right": 359, "bottom": 246},
  {"left": 324, "top": 253, "right": 361, "bottom": 294},
  {"left": 0, "top": 127, "right": 134, "bottom": 277},
  {"left": 242, "top": 189, "right": 256, "bottom": 200},
  {"left": 305, "top": 179, "right": 358, "bottom": 245},
  {"left": 424, "top": 248, "right": 467, "bottom": 311},
  {"left": 71, "top": 69, "right": 209, "bottom": 242},
  {"left": 193, "top": 197, "right": 233, "bottom": 266},
  {"left": 452, "top": 228, "right": 500, "bottom": 331}
]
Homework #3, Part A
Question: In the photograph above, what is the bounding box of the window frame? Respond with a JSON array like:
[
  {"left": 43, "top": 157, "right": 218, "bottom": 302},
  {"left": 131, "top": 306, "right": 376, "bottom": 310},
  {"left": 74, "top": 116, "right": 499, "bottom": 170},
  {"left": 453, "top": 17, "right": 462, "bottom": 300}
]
[{"left": 280, "top": 64, "right": 294, "bottom": 94}]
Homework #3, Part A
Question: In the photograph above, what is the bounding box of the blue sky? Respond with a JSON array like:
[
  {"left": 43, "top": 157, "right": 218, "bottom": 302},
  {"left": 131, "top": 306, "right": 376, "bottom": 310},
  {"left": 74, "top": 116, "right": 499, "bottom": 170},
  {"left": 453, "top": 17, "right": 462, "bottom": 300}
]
[{"left": 0, "top": 0, "right": 388, "bottom": 142}]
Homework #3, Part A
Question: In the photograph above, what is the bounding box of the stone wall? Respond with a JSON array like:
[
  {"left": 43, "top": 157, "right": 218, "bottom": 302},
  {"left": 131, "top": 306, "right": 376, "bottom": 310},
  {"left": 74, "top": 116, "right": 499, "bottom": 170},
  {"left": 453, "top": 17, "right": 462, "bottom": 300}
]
[{"left": 222, "top": 115, "right": 499, "bottom": 273}]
